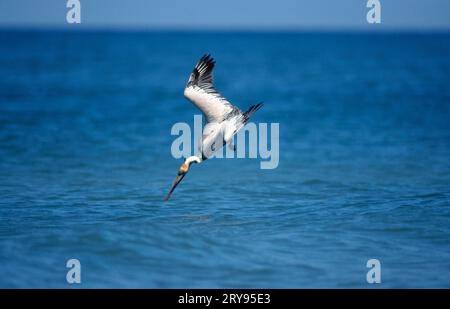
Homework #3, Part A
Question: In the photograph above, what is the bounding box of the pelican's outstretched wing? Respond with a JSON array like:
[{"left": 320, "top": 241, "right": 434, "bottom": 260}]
[{"left": 184, "top": 54, "right": 239, "bottom": 123}]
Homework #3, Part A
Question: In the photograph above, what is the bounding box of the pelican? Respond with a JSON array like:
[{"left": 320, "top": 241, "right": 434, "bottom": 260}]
[{"left": 164, "top": 54, "right": 263, "bottom": 201}]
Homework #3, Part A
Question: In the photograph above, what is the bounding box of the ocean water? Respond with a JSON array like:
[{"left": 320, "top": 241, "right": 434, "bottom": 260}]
[{"left": 0, "top": 30, "right": 449, "bottom": 288}]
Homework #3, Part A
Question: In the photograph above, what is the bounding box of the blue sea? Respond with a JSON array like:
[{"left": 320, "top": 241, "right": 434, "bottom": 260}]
[{"left": 0, "top": 30, "right": 449, "bottom": 288}]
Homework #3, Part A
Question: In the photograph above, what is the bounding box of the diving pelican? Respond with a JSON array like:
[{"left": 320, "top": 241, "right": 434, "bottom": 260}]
[{"left": 164, "top": 54, "right": 263, "bottom": 201}]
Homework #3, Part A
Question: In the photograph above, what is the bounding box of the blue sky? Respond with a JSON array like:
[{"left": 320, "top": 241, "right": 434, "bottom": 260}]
[{"left": 0, "top": 0, "right": 449, "bottom": 30}]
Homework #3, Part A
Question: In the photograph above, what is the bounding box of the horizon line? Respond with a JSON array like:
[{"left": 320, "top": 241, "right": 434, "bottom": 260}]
[{"left": 1, "top": 25, "right": 450, "bottom": 34}]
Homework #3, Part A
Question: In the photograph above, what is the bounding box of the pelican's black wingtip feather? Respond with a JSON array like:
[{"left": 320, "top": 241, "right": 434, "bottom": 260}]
[
  {"left": 242, "top": 102, "right": 263, "bottom": 124},
  {"left": 188, "top": 54, "right": 217, "bottom": 90},
  {"left": 196, "top": 54, "right": 215, "bottom": 72}
]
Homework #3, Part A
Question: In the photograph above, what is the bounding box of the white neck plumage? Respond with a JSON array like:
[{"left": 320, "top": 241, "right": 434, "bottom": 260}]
[{"left": 185, "top": 156, "right": 202, "bottom": 166}]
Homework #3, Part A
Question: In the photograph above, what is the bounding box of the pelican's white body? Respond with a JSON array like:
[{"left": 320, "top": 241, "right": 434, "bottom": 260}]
[{"left": 199, "top": 115, "right": 242, "bottom": 159}]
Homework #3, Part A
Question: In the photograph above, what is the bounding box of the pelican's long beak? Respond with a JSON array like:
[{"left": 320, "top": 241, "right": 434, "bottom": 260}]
[{"left": 164, "top": 173, "right": 186, "bottom": 201}]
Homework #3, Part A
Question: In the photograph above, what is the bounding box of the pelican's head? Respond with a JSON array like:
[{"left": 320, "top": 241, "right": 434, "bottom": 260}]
[{"left": 164, "top": 156, "right": 201, "bottom": 201}]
